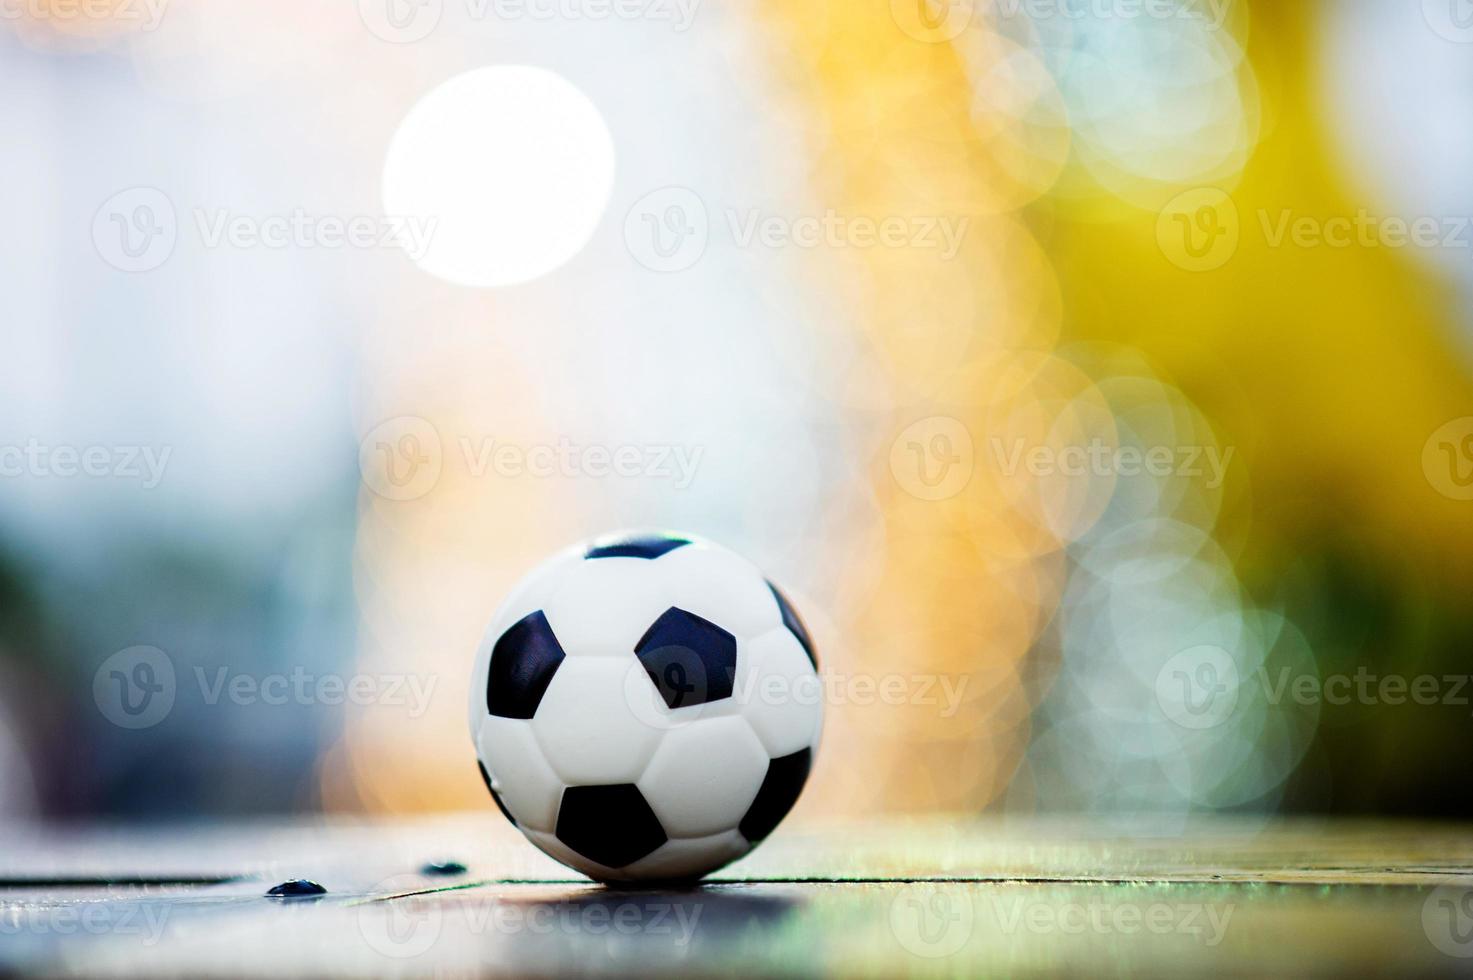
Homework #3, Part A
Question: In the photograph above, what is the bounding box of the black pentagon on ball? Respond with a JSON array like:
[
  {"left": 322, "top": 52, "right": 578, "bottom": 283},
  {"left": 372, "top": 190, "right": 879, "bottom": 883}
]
[
  {"left": 635, "top": 607, "right": 737, "bottom": 709},
  {"left": 767, "top": 582, "right": 818, "bottom": 669},
  {"left": 556, "top": 784, "right": 667, "bottom": 869},
  {"left": 739, "top": 747, "right": 812, "bottom": 842},
  {"left": 585, "top": 533, "right": 691, "bottom": 560},
  {"left": 477, "top": 761, "right": 517, "bottom": 827},
  {"left": 486, "top": 610, "right": 566, "bottom": 720}
]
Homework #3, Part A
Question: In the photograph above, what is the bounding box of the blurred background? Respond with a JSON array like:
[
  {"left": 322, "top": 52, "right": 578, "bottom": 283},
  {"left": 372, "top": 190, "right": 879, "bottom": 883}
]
[{"left": 2, "top": 0, "right": 1472, "bottom": 830}]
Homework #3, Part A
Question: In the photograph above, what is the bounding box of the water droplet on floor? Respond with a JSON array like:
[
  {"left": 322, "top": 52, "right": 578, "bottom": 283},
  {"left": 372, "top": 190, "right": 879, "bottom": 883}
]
[{"left": 266, "top": 879, "right": 327, "bottom": 898}]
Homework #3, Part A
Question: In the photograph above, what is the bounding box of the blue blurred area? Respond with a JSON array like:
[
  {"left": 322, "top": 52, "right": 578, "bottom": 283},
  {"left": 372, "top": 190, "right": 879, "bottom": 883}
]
[{"left": 0, "top": 28, "right": 363, "bottom": 818}]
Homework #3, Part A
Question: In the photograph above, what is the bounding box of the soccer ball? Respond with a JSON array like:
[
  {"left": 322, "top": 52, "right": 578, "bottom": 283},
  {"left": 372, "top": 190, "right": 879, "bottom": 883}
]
[{"left": 468, "top": 530, "right": 822, "bottom": 882}]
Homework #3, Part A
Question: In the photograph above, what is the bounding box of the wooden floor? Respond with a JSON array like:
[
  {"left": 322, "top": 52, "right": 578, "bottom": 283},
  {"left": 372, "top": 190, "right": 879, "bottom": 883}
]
[{"left": 4, "top": 815, "right": 1473, "bottom": 976}]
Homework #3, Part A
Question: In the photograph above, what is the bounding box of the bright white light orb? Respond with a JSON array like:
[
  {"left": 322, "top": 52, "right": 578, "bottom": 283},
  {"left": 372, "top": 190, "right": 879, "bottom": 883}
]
[{"left": 382, "top": 65, "right": 616, "bottom": 288}]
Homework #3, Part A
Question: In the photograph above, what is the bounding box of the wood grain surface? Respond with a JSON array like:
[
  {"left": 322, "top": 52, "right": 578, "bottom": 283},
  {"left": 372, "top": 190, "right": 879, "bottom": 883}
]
[{"left": 4, "top": 816, "right": 1472, "bottom": 976}]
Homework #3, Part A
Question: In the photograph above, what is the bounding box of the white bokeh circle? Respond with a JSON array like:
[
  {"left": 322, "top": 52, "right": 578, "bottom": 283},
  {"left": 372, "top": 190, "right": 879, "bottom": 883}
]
[{"left": 382, "top": 66, "right": 616, "bottom": 288}]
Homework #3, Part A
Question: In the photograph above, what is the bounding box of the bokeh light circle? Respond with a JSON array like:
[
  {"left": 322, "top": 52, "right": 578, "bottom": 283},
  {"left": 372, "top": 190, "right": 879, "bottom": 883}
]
[{"left": 382, "top": 66, "right": 616, "bottom": 288}]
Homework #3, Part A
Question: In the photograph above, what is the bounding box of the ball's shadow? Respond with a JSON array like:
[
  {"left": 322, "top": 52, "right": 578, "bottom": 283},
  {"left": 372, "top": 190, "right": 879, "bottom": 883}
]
[{"left": 496, "top": 883, "right": 802, "bottom": 949}]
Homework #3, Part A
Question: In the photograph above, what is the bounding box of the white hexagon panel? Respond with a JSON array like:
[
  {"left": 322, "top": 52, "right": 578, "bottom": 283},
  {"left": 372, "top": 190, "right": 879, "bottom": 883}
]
[{"left": 467, "top": 530, "right": 823, "bottom": 882}]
